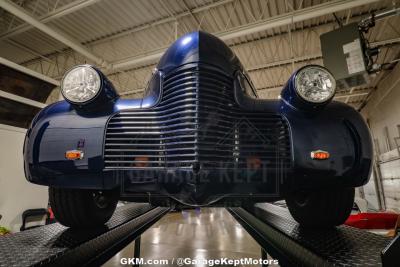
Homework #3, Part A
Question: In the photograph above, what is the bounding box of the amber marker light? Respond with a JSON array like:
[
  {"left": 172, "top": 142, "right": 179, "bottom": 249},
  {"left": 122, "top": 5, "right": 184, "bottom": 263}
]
[
  {"left": 311, "top": 150, "right": 330, "bottom": 160},
  {"left": 135, "top": 156, "right": 149, "bottom": 167},
  {"left": 65, "top": 150, "right": 84, "bottom": 160}
]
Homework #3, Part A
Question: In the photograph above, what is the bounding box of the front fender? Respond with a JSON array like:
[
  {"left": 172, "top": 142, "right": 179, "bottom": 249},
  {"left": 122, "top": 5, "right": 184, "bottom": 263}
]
[
  {"left": 282, "top": 100, "right": 373, "bottom": 190},
  {"left": 23, "top": 98, "right": 142, "bottom": 189}
]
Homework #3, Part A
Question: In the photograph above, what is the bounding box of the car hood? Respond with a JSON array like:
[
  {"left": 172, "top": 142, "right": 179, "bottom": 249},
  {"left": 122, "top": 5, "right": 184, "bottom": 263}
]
[{"left": 156, "top": 31, "right": 242, "bottom": 75}]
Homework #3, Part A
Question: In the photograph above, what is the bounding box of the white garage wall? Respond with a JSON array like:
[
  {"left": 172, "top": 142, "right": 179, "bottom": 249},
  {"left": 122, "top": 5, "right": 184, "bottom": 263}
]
[
  {"left": 0, "top": 124, "right": 48, "bottom": 232},
  {"left": 379, "top": 159, "right": 400, "bottom": 211},
  {"left": 362, "top": 171, "right": 380, "bottom": 211},
  {"left": 362, "top": 64, "right": 400, "bottom": 154},
  {"left": 361, "top": 63, "right": 400, "bottom": 212}
]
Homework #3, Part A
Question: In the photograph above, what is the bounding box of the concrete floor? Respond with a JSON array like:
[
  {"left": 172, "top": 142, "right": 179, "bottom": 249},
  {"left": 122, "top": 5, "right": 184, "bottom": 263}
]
[{"left": 103, "top": 208, "right": 263, "bottom": 267}]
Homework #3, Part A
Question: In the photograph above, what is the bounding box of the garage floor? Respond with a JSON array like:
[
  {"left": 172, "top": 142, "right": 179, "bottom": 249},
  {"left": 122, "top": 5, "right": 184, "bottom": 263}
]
[{"left": 103, "top": 208, "right": 262, "bottom": 267}]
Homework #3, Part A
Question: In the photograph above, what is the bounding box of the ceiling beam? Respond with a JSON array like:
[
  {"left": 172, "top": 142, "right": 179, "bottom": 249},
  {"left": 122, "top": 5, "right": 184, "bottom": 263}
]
[
  {"left": 217, "top": 0, "right": 379, "bottom": 41},
  {"left": 0, "top": 0, "right": 102, "bottom": 41},
  {"left": 5, "top": 39, "right": 54, "bottom": 63},
  {"left": 89, "top": 5, "right": 390, "bottom": 76},
  {"left": 257, "top": 86, "right": 283, "bottom": 92},
  {"left": 88, "top": 0, "right": 234, "bottom": 46},
  {"left": 8, "top": 0, "right": 236, "bottom": 69},
  {"left": 21, "top": 1, "right": 384, "bottom": 70},
  {"left": 335, "top": 91, "right": 370, "bottom": 99},
  {"left": 0, "top": 0, "right": 111, "bottom": 69},
  {"left": 248, "top": 54, "right": 322, "bottom": 71},
  {"left": 112, "top": 0, "right": 380, "bottom": 71},
  {"left": 371, "top": 37, "right": 400, "bottom": 48},
  {"left": 14, "top": 0, "right": 385, "bottom": 74},
  {"left": 113, "top": 49, "right": 165, "bottom": 71},
  {"left": 247, "top": 38, "right": 400, "bottom": 73},
  {"left": 0, "top": 56, "right": 59, "bottom": 86},
  {"left": 119, "top": 88, "right": 145, "bottom": 96},
  {"left": 0, "top": 90, "right": 47, "bottom": 108}
]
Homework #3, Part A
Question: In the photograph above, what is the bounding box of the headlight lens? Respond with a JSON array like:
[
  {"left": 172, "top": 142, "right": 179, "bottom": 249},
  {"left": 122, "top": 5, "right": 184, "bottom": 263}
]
[
  {"left": 295, "top": 66, "right": 336, "bottom": 103},
  {"left": 61, "top": 66, "right": 101, "bottom": 104}
]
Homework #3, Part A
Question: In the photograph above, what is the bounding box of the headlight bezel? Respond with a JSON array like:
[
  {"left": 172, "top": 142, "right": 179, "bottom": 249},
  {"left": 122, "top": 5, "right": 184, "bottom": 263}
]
[
  {"left": 61, "top": 65, "right": 103, "bottom": 105},
  {"left": 294, "top": 65, "right": 336, "bottom": 104}
]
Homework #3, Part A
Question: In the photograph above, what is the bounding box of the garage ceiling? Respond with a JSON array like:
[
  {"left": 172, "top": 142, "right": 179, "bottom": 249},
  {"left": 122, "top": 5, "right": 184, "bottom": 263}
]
[{"left": 0, "top": 0, "right": 399, "bottom": 109}]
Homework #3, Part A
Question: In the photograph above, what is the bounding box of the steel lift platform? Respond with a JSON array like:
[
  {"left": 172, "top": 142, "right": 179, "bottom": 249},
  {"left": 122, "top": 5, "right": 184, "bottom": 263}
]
[
  {"left": 228, "top": 203, "right": 400, "bottom": 267},
  {"left": 0, "top": 203, "right": 170, "bottom": 267},
  {"left": 0, "top": 202, "right": 399, "bottom": 267}
]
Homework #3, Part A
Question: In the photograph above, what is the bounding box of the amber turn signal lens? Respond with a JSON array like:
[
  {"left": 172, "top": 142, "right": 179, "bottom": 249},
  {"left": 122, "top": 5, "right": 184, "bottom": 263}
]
[
  {"left": 65, "top": 150, "right": 84, "bottom": 160},
  {"left": 311, "top": 150, "right": 330, "bottom": 160},
  {"left": 134, "top": 156, "right": 149, "bottom": 167}
]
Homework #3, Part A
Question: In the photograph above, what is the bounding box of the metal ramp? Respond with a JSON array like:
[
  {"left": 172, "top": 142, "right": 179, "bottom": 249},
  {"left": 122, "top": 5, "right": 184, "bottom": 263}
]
[
  {"left": 228, "top": 203, "right": 399, "bottom": 267},
  {"left": 1, "top": 201, "right": 398, "bottom": 267},
  {"left": 0, "top": 203, "right": 170, "bottom": 267}
]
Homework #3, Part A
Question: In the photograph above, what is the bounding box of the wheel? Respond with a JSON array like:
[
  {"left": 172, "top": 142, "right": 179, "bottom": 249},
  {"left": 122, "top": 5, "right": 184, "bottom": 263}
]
[
  {"left": 49, "top": 187, "right": 119, "bottom": 228},
  {"left": 285, "top": 187, "right": 355, "bottom": 228}
]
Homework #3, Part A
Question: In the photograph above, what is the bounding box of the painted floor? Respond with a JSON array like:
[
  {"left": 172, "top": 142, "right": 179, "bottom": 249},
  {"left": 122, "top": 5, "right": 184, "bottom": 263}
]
[{"left": 103, "top": 207, "right": 266, "bottom": 267}]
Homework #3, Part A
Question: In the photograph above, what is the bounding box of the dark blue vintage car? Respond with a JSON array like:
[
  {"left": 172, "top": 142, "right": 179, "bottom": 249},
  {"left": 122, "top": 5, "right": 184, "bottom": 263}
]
[{"left": 24, "top": 31, "right": 372, "bottom": 228}]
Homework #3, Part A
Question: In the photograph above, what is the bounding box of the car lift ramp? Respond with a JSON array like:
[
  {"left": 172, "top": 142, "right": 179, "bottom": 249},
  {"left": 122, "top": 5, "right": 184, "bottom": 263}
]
[
  {"left": 228, "top": 203, "right": 400, "bottom": 267},
  {"left": 0, "top": 203, "right": 170, "bottom": 267}
]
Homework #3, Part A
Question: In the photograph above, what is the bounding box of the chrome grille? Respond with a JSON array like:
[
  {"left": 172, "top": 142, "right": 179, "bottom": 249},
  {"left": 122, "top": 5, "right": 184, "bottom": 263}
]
[{"left": 104, "top": 64, "right": 291, "bottom": 169}]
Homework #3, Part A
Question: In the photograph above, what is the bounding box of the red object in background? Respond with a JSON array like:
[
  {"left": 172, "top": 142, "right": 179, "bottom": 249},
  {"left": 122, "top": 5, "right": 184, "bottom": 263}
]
[
  {"left": 46, "top": 207, "right": 56, "bottom": 224},
  {"left": 345, "top": 213, "right": 399, "bottom": 229},
  {"left": 48, "top": 207, "right": 54, "bottom": 220}
]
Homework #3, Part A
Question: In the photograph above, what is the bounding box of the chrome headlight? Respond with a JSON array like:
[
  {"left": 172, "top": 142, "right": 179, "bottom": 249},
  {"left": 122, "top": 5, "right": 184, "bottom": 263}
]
[
  {"left": 61, "top": 65, "right": 101, "bottom": 104},
  {"left": 295, "top": 66, "right": 336, "bottom": 103}
]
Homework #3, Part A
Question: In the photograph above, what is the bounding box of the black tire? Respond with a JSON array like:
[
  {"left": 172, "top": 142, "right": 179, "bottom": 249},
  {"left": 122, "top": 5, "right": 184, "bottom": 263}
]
[
  {"left": 49, "top": 187, "right": 119, "bottom": 228},
  {"left": 285, "top": 187, "right": 355, "bottom": 228}
]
